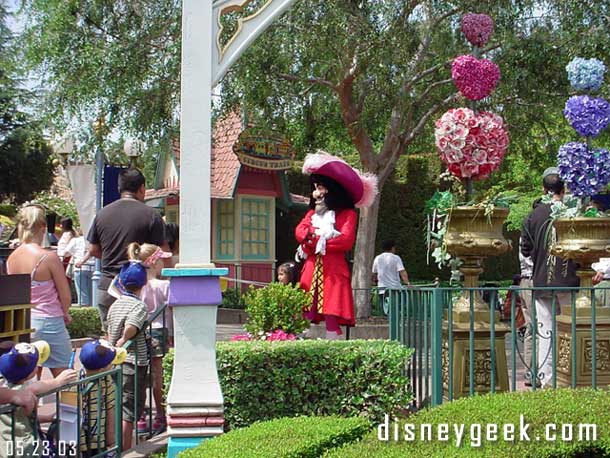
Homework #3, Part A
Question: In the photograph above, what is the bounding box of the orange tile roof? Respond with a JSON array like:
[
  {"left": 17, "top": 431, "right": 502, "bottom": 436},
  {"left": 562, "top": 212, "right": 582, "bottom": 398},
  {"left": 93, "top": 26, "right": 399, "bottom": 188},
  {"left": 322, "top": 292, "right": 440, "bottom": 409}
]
[
  {"left": 210, "top": 111, "right": 242, "bottom": 198},
  {"left": 147, "top": 111, "right": 242, "bottom": 200},
  {"left": 145, "top": 111, "right": 307, "bottom": 205}
]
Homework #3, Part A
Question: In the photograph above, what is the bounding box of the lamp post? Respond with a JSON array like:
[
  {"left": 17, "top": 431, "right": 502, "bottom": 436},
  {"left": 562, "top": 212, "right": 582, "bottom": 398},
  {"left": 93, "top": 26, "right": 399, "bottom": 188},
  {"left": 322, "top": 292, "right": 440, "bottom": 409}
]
[
  {"left": 123, "top": 139, "right": 145, "bottom": 168},
  {"left": 91, "top": 118, "right": 106, "bottom": 310}
]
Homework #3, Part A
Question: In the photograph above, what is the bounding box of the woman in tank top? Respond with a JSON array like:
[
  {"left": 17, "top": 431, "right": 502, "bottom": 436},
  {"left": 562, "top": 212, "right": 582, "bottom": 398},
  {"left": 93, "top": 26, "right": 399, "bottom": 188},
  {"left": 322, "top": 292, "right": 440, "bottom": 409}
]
[{"left": 7, "top": 205, "right": 73, "bottom": 376}]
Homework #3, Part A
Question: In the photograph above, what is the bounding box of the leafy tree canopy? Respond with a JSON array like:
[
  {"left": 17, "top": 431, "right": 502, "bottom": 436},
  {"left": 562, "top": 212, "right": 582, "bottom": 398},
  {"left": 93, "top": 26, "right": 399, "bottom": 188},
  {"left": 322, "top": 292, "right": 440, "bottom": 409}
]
[
  {"left": 0, "top": 0, "right": 54, "bottom": 203},
  {"left": 16, "top": 0, "right": 610, "bottom": 313}
]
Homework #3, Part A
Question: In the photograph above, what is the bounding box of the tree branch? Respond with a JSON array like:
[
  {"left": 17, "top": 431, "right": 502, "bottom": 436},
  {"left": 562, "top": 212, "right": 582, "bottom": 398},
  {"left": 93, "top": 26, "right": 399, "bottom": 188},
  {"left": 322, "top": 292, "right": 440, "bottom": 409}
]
[
  {"left": 278, "top": 73, "right": 336, "bottom": 90},
  {"left": 402, "top": 92, "right": 460, "bottom": 145},
  {"left": 402, "top": 6, "right": 461, "bottom": 95},
  {"left": 414, "top": 78, "right": 453, "bottom": 106},
  {"left": 336, "top": 77, "right": 376, "bottom": 170}
]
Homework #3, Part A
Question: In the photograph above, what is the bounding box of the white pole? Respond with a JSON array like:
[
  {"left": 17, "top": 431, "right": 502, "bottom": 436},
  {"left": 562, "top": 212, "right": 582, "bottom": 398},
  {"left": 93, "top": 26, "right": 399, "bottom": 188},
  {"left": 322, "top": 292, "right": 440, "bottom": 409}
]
[{"left": 179, "top": 0, "right": 213, "bottom": 267}]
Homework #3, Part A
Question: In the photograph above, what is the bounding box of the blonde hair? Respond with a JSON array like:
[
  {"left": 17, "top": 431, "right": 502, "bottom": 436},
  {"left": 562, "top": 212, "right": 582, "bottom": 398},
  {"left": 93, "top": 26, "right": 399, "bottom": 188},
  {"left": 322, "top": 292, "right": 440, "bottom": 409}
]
[
  {"left": 17, "top": 206, "right": 47, "bottom": 243},
  {"left": 127, "top": 242, "right": 158, "bottom": 262}
]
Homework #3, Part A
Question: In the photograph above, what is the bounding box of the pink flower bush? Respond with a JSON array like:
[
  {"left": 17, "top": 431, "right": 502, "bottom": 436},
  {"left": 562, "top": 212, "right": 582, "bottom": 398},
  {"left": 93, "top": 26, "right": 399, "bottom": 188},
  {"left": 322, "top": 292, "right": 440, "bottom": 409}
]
[
  {"left": 452, "top": 55, "right": 501, "bottom": 101},
  {"left": 230, "top": 329, "right": 297, "bottom": 342},
  {"left": 461, "top": 13, "right": 494, "bottom": 47},
  {"left": 434, "top": 108, "right": 509, "bottom": 180},
  {"left": 231, "top": 333, "right": 254, "bottom": 341},
  {"left": 267, "top": 329, "right": 297, "bottom": 341}
]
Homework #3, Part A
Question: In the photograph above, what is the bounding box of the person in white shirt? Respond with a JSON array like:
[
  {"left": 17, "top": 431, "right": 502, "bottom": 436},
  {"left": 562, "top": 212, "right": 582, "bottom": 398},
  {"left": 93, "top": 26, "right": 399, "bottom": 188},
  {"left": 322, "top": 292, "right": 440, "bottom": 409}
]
[
  {"left": 593, "top": 257, "right": 610, "bottom": 307},
  {"left": 56, "top": 218, "right": 76, "bottom": 259},
  {"left": 372, "top": 240, "right": 410, "bottom": 314},
  {"left": 518, "top": 240, "right": 535, "bottom": 386},
  {"left": 65, "top": 233, "right": 94, "bottom": 306}
]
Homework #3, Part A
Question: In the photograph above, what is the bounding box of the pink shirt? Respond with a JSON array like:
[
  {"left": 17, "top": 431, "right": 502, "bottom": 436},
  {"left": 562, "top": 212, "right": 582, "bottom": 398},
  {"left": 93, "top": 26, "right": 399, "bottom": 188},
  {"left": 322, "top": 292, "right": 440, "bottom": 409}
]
[
  {"left": 9, "top": 254, "right": 64, "bottom": 318},
  {"left": 140, "top": 278, "right": 172, "bottom": 333}
]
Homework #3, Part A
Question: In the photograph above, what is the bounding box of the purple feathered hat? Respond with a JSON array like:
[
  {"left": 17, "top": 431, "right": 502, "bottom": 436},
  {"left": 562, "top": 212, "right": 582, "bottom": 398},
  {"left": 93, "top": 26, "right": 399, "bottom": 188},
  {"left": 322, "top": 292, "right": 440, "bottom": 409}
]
[{"left": 302, "top": 152, "right": 378, "bottom": 208}]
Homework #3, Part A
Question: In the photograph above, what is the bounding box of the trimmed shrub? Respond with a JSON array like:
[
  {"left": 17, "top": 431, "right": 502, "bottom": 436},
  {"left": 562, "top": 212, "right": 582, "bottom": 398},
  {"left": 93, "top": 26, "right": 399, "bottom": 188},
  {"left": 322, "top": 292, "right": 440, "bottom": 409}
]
[
  {"left": 163, "top": 340, "right": 413, "bottom": 429},
  {"left": 180, "top": 416, "right": 371, "bottom": 458},
  {"left": 326, "top": 388, "right": 610, "bottom": 458},
  {"left": 243, "top": 282, "right": 311, "bottom": 336},
  {"left": 67, "top": 307, "right": 103, "bottom": 338},
  {"left": 222, "top": 287, "right": 246, "bottom": 309}
]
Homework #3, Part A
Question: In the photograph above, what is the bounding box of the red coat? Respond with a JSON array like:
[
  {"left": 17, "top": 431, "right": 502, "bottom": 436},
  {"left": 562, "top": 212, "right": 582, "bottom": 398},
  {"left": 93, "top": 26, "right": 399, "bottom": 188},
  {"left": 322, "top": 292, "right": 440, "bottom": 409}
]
[{"left": 295, "top": 208, "right": 357, "bottom": 326}]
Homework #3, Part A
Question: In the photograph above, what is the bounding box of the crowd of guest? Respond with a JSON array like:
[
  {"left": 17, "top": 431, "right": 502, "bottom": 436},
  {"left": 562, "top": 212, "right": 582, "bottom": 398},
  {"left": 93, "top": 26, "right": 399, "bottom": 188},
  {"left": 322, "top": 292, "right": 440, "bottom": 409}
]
[{"left": 1, "top": 168, "right": 175, "bottom": 450}]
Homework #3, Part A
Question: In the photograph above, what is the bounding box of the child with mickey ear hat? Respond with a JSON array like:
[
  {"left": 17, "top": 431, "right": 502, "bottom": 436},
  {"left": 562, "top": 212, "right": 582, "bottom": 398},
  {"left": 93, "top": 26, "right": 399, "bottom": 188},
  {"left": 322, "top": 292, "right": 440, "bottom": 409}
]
[
  {"left": 106, "top": 260, "right": 149, "bottom": 450},
  {"left": 0, "top": 341, "right": 77, "bottom": 456},
  {"left": 77, "top": 339, "right": 126, "bottom": 457}
]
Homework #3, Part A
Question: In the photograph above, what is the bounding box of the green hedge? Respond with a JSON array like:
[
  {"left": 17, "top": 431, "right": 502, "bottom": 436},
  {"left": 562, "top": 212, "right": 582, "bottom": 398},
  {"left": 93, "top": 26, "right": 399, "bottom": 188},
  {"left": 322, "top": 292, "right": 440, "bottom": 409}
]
[
  {"left": 180, "top": 416, "right": 370, "bottom": 458},
  {"left": 163, "top": 340, "right": 413, "bottom": 429},
  {"left": 67, "top": 306, "right": 103, "bottom": 338},
  {"left": 326, "top": 388, "right": 610, "bottom": 458}
]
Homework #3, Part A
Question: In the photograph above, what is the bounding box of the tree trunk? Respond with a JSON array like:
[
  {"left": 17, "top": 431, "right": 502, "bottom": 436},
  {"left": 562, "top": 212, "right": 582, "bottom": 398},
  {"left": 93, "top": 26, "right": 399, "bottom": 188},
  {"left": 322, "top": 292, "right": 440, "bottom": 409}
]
[{"left": 351, "top": 192, "right": 381, "bottom": 319}]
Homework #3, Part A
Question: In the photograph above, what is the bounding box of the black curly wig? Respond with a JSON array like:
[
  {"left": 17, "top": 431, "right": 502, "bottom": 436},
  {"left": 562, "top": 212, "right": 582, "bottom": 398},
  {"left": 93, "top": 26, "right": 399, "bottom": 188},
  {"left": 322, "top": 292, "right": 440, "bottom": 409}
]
[{"left": 309, "top": 174, "right": 355, "bottom": 211}]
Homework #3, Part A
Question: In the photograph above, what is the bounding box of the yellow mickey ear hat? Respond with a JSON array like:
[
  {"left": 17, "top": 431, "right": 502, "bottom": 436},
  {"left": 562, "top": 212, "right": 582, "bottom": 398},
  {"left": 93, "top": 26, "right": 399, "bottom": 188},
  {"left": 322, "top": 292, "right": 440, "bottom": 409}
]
[
  {"left": 0, "top": 341, "right": 50, "bottom": 384},
  {"left": 32, "top": 341, "right": 51, "bottom": 365},
  {"left": 80, "top": 339, "right": 126, "bottom": 370},
  {"left": 112, "top": 347, "right": 127, "bottom": 365}
]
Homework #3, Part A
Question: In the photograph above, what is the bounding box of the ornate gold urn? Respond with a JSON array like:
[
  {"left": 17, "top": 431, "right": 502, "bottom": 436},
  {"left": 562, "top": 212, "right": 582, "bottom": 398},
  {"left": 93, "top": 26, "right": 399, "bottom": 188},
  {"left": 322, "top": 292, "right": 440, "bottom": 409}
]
[
  {"left": 445, "top": 206, "right": 511, "bottom": 320},
  {"left": 550, "top": 217, "right": 610, "bottom": 387},
  {"left": 551, "top": 217, "right": 610, "bottom": 309},
  {"left": 442, "top": 206, "right": 511, "bottom": 398}
]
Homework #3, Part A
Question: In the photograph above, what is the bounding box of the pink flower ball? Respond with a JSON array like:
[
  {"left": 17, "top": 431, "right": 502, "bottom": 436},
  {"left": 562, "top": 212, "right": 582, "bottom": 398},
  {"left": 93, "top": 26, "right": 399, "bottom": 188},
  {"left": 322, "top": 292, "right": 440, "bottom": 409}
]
[
  {"left": 451, "top": 55, "right": 501, "bottom": 101},
  {"left": 434, "top": 108, "right": 509, "bottom": 180},
  {"left": 461, "top": 13, "right": 494, "bottom": 47}
]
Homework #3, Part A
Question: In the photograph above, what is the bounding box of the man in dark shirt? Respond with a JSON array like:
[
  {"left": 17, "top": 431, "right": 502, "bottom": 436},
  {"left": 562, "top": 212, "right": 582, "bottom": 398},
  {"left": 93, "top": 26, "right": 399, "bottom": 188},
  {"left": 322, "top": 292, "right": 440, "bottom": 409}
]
[
  {"left": 520, "top": 168, "right": 578, "bottom": 388},
  {"left": 87, "top": 168, "right": 166, "bottom": 330}
]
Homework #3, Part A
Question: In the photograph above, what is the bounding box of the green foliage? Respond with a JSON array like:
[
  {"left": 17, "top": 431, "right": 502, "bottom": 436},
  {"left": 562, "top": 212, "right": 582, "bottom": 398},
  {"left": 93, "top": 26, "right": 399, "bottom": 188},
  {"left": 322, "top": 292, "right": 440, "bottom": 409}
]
[
  {"left": 0, "top": 204, "right": 16, "bottom": 217},
  {"left": 19, "top": 0, "right": 181, "bottom": 143},
  {"left": 66, "top": 307, "right": 103, "bottom": 338},
  {"left": 221, "top": 287, "right": 246, "bottom": 310},
  {"left": 0, "top": 126, "right": 55, "bottom": 204},
  {"left": 327, "top": 388, "right": 610, "bottom": 458},
  {"left": 243, "top": 283, "right": 311, "bottom": 336},
  {"left": 0, "top": 3, "right": 54, "bottom": 204},
  {"left": 181, "top": 416, "right": 371, "bottom": 458},
  {"left": 163, "top": 340, "right": 413, "bottom": 429},
  {"left": 27, "top": 191, "right": 79, "bottom": 226},
  {"left": 377, "top": 157, "right": 443, "bottom": 281}
]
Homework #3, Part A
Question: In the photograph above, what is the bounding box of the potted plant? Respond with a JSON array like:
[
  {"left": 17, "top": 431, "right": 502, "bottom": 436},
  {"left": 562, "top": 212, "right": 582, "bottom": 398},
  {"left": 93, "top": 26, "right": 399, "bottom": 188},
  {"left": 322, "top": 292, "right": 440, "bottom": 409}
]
[
  {"left": 426, "top": 13, "right": 512, "bottom": 317},
  {"left": 425, "top": 13, "right": 514, "bottom": 398},
  {"left": 549, "top": 57, "right": 610, "bottom": 309}
]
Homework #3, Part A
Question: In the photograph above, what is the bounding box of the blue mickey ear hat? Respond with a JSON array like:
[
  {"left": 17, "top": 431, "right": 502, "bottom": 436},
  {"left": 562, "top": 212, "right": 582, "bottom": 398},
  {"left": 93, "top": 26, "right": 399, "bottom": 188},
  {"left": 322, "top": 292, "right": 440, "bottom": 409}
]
[
  {"left": 0, "top": 341, "right": 51, "bottom": 384},
  {"left": 80, "top": 339, "right": 127, "bottom": 371},
  {"left": 117, "top": 261, "right": 147, "bottom": 293}
]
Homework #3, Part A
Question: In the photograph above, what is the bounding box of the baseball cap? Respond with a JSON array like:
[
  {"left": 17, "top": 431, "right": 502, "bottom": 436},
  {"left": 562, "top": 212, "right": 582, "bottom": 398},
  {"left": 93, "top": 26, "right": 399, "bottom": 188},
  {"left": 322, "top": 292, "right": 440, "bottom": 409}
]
[
  {"left": 542, "top": 167, "right": 559, "bottom": 178},
  {"left": 0, "top": 341, "right": 51, "bottom": 384},
  {"left": 117, "top": 261, "right": 147, "bottom": 291},
  {"left": 80, "top": 339, "right": 127, "bottom": 370}
]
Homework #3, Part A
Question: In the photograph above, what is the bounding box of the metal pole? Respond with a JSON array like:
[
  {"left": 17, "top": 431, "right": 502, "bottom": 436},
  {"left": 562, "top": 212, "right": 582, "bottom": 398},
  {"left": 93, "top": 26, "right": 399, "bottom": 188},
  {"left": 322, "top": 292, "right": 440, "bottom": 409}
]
[
  {"left": 431, "top": 287, "right": 444, "bottom": 406},
  {"left": 91, "top": 146, "right": 103, "bottom": 309}
]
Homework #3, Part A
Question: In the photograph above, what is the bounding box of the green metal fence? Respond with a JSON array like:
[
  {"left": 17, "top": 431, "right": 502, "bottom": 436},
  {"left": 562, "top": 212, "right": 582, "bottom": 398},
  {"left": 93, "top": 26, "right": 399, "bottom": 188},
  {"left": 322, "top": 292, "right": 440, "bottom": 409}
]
[
  {"left": 128, "top": 302, "right": 171, "bottom": 445},
  {"left": 388, "top": 284, "right": 610, "bottom": 410},
  {"left": 0, "top": 301, "right": 171, "bottom": 455},
  {"left": 0, "top": 366, "right": 122, "bottom": 458}
]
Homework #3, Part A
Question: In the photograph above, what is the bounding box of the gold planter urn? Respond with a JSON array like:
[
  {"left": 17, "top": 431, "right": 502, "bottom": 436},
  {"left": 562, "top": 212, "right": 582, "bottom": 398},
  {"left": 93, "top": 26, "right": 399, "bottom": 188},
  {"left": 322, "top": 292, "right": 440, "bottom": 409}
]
[
  {"left": 550, "top": 217, "right": 610, "bottom": 387},
  {"left": 442, "top": 206, "right": 511, "bottom": 398}
]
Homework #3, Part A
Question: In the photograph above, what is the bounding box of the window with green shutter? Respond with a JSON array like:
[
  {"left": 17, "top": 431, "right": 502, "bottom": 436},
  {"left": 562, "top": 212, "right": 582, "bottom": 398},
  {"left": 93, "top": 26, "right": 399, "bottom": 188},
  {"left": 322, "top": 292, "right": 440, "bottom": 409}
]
[
  {"left": 216, "top": 200, "right": 235, "bottom": 259},
  {"left": 241, "top": 198, "right": 270, "bottom": 260}
]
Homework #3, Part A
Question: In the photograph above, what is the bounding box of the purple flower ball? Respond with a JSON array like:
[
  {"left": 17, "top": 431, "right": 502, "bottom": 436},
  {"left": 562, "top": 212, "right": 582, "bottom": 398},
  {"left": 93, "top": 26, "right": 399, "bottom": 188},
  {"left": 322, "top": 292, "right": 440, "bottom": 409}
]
[
  {"left": 564, "top": 95, "right": 610, "bottom": 138},
  {"left": 558, "top": 142, "right": 610, "bottom": 197}
]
